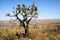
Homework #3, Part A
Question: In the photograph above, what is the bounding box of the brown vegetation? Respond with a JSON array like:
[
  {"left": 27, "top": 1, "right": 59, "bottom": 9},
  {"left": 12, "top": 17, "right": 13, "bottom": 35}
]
[{"left": 0, "top": 24, "right": 60, "bottom": 40}]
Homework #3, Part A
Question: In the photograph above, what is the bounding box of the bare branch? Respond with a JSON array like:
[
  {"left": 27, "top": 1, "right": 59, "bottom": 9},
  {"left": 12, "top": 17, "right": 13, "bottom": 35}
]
[
  {"left": 15, "top": 15, "right": 22, "bottom": 23},
  {"left": 27, "top": 14, "right": 36, "bottom": 23},
  {"left": 6, "top": 13, "right": 15, "bottom": 17}
]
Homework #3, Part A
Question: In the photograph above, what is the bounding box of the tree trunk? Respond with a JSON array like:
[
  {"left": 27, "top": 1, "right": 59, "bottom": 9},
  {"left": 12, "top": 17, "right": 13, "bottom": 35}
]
[
  {"left": 24, "top": 25, "right": 29, "bottom": 37},
  {"left": 19, "top": 20, "right": 29, "bottom": 37}
]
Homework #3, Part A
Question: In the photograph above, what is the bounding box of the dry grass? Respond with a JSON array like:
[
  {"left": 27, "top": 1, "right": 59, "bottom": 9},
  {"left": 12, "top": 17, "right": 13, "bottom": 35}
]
[{"left": 0, "top": 25, "right": 60, "bottom": 40}]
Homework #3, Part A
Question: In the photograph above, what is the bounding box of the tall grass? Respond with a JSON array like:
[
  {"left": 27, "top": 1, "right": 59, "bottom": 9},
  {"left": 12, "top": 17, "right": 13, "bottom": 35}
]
[{"left": 0, "top": 24, "right": 60, "bottom": 40}]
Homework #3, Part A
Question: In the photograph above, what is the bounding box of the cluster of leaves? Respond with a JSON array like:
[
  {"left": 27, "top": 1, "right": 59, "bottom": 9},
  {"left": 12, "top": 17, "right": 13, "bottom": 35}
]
[{"left": 6, "top": 3, "right": 38, "bottom": 18}]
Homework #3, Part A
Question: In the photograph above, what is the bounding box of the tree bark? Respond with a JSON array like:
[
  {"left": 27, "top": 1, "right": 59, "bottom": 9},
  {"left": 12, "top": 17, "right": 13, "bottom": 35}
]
[
  {"left": 24, "top": 25, "right": 29, "bottom": 37},
  {"left": 22, "top": 22, "right": 29, "bottom": 37}
]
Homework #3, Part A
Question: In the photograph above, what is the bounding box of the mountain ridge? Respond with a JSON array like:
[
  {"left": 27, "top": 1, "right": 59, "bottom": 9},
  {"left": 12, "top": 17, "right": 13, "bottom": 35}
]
[{"left": 0, "top": 19, "right": 60, "bottom": 24}]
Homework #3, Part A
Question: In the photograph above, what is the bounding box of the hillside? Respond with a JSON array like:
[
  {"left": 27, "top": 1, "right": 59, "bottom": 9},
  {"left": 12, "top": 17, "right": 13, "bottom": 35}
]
[
  {"left": 31, "top": 19, "right": 60, "bottom": 24},
  {"left": 0, "top": 19, "right": 60, "bottom": 27}
]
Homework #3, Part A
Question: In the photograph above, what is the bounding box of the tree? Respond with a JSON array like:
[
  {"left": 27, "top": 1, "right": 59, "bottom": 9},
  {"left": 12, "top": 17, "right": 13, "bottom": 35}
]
[{"left": 6, "top": 3, "right": 38, "bottom": 37}]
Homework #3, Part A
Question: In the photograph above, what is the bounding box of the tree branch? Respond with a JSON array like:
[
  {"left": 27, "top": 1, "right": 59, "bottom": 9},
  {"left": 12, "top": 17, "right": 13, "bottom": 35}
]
[
  {"left": 15, "top": 15, "right": 22, "bottom": 23},
  {"left": 27, "top": 14, "right": 36, "bottom": 23}
]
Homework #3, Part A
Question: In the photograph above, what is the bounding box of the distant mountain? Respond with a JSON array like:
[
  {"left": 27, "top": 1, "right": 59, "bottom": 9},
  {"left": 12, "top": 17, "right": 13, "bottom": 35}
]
[
  {"left": 30, "top": 19, "right": 60, "bottom": 24},
  {"left": 0, "top": 19, "right": 60, "bottom": 25}
]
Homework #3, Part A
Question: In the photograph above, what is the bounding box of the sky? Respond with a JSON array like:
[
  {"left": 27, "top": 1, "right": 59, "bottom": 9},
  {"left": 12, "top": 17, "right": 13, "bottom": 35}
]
[{"left": 0, "top": 0, "right": 60, "bottom": 20}]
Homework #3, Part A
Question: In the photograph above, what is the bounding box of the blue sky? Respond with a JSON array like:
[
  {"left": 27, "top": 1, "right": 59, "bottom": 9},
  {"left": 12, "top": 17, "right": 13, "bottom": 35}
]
[{"left": 0, "top": 0, "right": 60, "bottom": 20}]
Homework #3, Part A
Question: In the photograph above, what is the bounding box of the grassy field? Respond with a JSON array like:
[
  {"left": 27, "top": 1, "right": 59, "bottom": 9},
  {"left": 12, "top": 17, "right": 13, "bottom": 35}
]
[{"left": 0, "top": 25, "right": 60, "bottom": 40}]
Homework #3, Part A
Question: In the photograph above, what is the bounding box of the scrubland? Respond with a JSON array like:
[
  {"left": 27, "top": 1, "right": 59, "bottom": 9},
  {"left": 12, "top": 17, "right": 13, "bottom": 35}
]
[{"left": 0, "top": 24, "right": 60, "bottom": 40}]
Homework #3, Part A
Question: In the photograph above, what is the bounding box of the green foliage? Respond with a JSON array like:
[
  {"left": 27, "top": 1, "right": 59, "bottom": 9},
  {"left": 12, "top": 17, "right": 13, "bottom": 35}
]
[
  {"left": 30, "top": 10, "right": 33, "bottom": 15},
  {"left": 22, "top": 7, "right": 26, "bottom": 13},
  {"left": 6, "top": 3, "right": 38, "bottom": 18},
  {"left": 22, "top": 4, "right": 25, "bottom": 8},
  {"left": 16, "top": 4, "right": 21, "bottom": 13},
  {"left": 27, "top": 8, "right": 30, "bottom": 11},
  {"left": 34, "top": 6, "right": 38, "bottom": 11},
  {"left": 6, "top": 13, "right": 10, "bottom": 16}
]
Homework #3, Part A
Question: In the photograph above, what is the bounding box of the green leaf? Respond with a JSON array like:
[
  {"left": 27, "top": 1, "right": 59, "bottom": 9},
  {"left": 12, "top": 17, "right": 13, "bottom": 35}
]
[
  {"left": 16, "top": 4, "right": 21, "bottom": 13},
  {"left": 30, "top": 10, "right": 33, "bottom": 15},
  {"left": 22, "top": 4, "right": 25, "bottom": 8},
  {"left": 6, "top": 13, "right": 10, "bottom": 16},
  {"left": 27, "top": 8, "right": 30, "bottom": 11},
  {"left": 34, "top": 6, "right": 38, "bottom": 11},
  {"left": 22, "top": 8, "right": 26, "bottom": 13}
]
